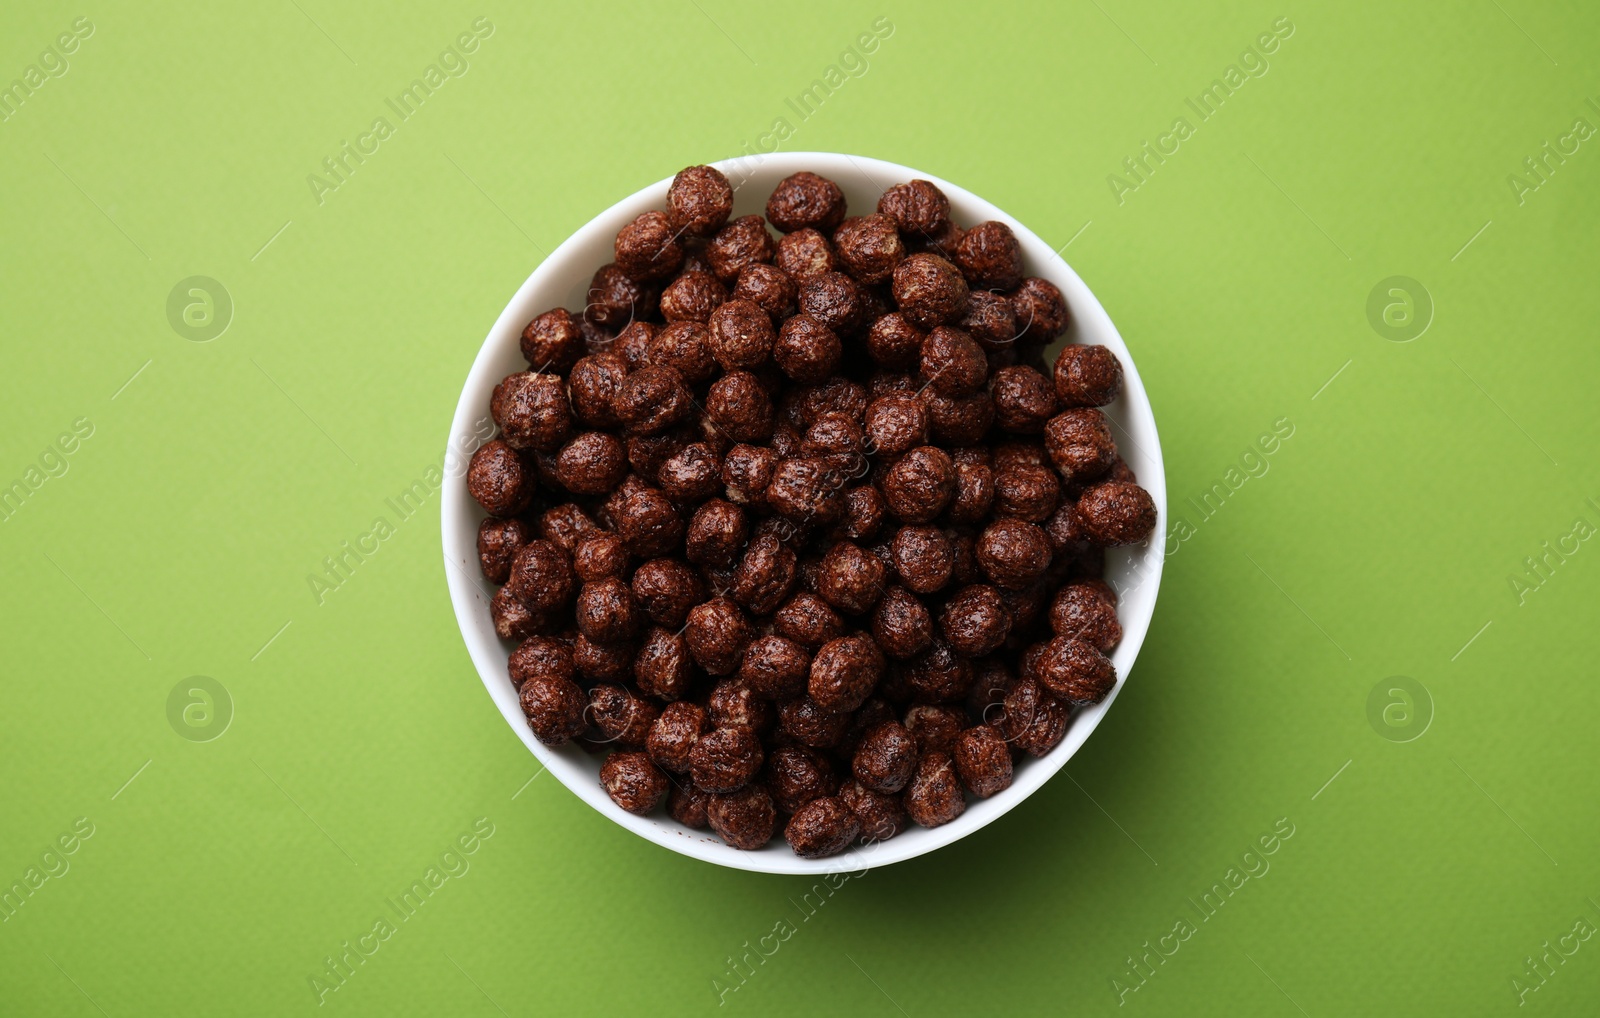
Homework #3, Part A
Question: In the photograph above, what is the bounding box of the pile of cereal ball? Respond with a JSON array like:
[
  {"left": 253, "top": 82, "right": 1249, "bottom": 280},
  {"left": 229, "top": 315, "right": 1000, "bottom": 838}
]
[{"left": 467, "top": 165, "right": 1156, "bottom": 858}]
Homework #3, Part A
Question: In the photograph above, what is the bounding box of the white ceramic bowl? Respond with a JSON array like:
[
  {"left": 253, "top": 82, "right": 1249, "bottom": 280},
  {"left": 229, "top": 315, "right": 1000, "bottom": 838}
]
[{"left": 442, "top": 153, "right": 1166, "bottom": 874}]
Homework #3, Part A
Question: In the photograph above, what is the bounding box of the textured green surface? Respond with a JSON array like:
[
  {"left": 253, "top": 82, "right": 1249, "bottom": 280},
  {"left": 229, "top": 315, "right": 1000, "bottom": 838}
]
[{"left": 3, "top": 2, "right": 1599, "bottom": 1014}]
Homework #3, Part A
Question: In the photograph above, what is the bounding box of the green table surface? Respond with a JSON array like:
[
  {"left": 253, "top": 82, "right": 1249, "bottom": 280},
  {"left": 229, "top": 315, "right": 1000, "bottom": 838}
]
[{"left": 3, "top": 2, "right": 1598, "bottom": 1014}]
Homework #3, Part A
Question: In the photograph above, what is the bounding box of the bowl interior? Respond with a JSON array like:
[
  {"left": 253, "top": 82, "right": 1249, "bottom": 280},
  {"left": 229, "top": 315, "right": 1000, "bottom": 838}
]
[{"left": 442, "top": 152, "right": 1166, "bottom": 875}]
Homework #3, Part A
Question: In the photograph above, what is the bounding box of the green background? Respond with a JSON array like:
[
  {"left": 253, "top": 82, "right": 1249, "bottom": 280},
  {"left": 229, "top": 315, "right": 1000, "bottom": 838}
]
[{"left": 2, "top": 1, "right": 1597, "bottom": 1014}]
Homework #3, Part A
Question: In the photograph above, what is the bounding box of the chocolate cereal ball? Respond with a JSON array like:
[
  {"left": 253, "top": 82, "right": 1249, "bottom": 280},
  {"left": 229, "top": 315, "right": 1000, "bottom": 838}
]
[
  {"left": 840, "top": 780, "right": 906, "bottom": 841},
  {"left": 739, "top": 635, "right": 811, "bottom": 700},
  {"left": 891, "top": 253, "right": 970, "bottom": 330},
  {"left": 613, "top": 486, "right": 685, "bottom": 556},
  {"left": 921, "top": 389, "right": 995, "bottom": 446},
  {"left": 509, "top": 636, "right": 574, "bottom": 688},
  {"left": 493, "top": 371, "right": 572, "bottom": 452},
  {"left": 947, "top": 455, "right": 996, "bottom": 525},
  {"left": 953, "top": 221, "right": 1024, "bottom": 291},
  {"left": 732, "top": 263, "right": 798, "bottom": 320},
  {"left": 615, "top": 210, "right": 684, "bottom": 282},
  {"left": 939, "top": 584, "right": 1012, "bottom": 658},
  {"left": 1029, "top": 636, "right": 1117, "bottom": 705},
  {"left": 506, "top": 540, "right": 574, "bottom": 612},
  {"left": 904, "top": 704, "right": 966, "bottom": 755},
  {"left": 588, "top": 684, "right": 660, "bottom": 747},
  {"left": 958, "top": 290, "right": 1018, "bottom": 351},
  {"left": 647, "top": 701, "right": 708, "bottom": 772},
  {"left": 774, "top": 592, "right": 846, "bottom": 649},
  {"left": 669, "top": 783, "right": 712, "bottom": 828},
  {"left": 554, "top": 432, "right": 628, "bottom": 496},
  {"left": 1053, "top": 344, "right": 1123, "bottom": 407},
  {"left": 648, "top": 322, "right": 719, "bottom": 387},
  {"left": 685, "top": 498, "right": 747, "bottom": 568},
  {"left": 706, "top": 215, "right": 776, "bottom": 283},
  {"left": 765, "top": 745, "right": 838, "bottom": 814},
  {"left": 614, "top": 366, "right": 692, "bottom": 436},
  {"left": 877, "top": 179, "right": 950, "bottom": 237},
  {"left": 920, "top": 326, "right": 988, "bottom": 396},
  {"left": 585, "top": 264, "right": 657, "bottom": 331},
  {"left": 992, "top": 366, "right": 1059, "bottom": 433},
  {"left": 797, "top": 272, "right": 867, "bottom": 335},
  {"left": 1009, "top": 277, "right": 1070, "bottom": 342},
  {"left": 519, "top": 673, "right": 586, "bottom": 745},
  {"left": 520, "top": 308, "right": 585, "bottom": 372},
  {"left": 730, "top": 533, "right": 798, "bottom": 615},
  {"left": 871, "top": 585, "right": 935, "bottom": 660},
  {"left": 1044, "top": 408, "right": 1116, "bottom": 481},
  {"left": 685, "top": 596, "right": 752, "bottom": 675},
  {"left": 691, "top": 725, "right": 765, "bottom": 793},
  {"left": 468, "top": 441, "right": 535, "bottom": 517},
  {"left": 833, "top": 214, "right": 906, "bottom": 285},
  {"left": 659, "top": 270, "right": 728, "bottom": 324},
  {"left": 704, "top": 370, "right": 775, "bottom": 445},
  {"left": 785, "top": 797, "right": 861, "bottom": 859},
  {"left": 600, "top": 751, "right": 669, "bottom": 815},
  {"left": 852, "top": 721, "right": 917, "bottom": 794},
  {"left": 775, "top": 228, "right": 838, "bottom": 282},
  {"left": 994, "top": 464, "right": 1060, "bottom": 523},
  {"left": 1049, "top": 582, "right": 1123, "bottom": 652},
  {"left": 905, "top": 751, "right": 967, "bottom": 828},
  {"left": 722, "top": 444, "right": 778, "bottom": 507},
  {"left": 707, "top": 784, "right": 777, "bottom": 850},
  {"left": 478, "top": 517, "right": 533, "bottom": 585},
  {"left": 809, "top": 634, "right": 885, "bottom": 713},
  {"left": 491, "top": 588, "right": 543, "bottom": 641},
  {"left": 839, "top": 486, "right": 887, "bottom": 542},
  {"left": 954, "top": 725, "right": 1013, "bottom": 798},
  {"left": 1077, "top": 481, "right": 1157, "bottom": 545},
  {"left": 883, "top": 447, "right": 956, "bottom": 523},
  {"left": 774, "top": 314, "right": 843, "bottom": 384},
  {"left": 707, "top": 299, "right": 776, "bottom": 371},
  {"left": 576, "top": 576, "right": 637, "bottom": 643},
  {"left": 567, "top": 354, "right": 628, "bottom": 430},
  {"left": 864, "top": 395, "right": 928, "bottom": 458},
  {"left": 976, "top": 518, "right": 1052, "bottom": 590},
  {"left": 766, "top": 457, "right": 846, "bottom": 525},
  {"left": 573, "top": 634, "right": 634, "bottom": 685},
  {"left": 666, "top": 165, "right": 734, "bottom": 237},
  {"left": 816, "top": 542, "right": 887, "bottom": 615},
  {"left": 631, "top": 557, "right": 702, "bottom": 628},
  {"left": 1002, "top": 677, "right": 1071, "bottom": 757},
  {"left": 658, "top": 442, "right": 722, "bottom": 503},
  {"left": 766, "top": 171, "right": 847, "bottom": 233},
  {"left": 634, "top": 626, "right": 695, "bottom": 701}
]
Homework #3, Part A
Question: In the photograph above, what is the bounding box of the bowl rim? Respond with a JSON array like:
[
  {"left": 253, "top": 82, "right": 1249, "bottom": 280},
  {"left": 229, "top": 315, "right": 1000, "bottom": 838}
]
[{"left": 441, "top": 151, "right": 1166, "bottom": 875}]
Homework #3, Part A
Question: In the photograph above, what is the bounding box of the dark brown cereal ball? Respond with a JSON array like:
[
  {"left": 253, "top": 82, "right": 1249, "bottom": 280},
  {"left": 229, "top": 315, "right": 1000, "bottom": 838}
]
[
  {"left": 809, "top": 635, "right": 885, "bottom": 713},
  {"left": 766, "top": 171, "right": 848, "bottom": 233},
  {"left": 797, "top": 272, "right": 867, "bottom": 335},
  {"left": 705, "top": 370, "right": 776, "bottom": 443},
  {"left": 815, "top": 541, "right": 887, "bottom": 615},
  {"left": 572, "top": 633, "right": 635, "bottom": 684},
  {"left": 904, "top": 751, "right": 966, "bottom": 828},
  {"left": 870, "top": 585, "right": 935, "bottom": 660},
  {"left": 953, "top": 220, "right": 1024, "bottom": 291},
  {"left": 958, "top": 290, "right": 1019, "bottom": 351},
  {"left": 567, "top": 354, "right": 628, "bottom": 430},
  {"left": 802, "top": 411, "right": 866, "bottom": 465},
  {"left": 920, "top": 326, "right": 988, "bottom": 397},
  {"left": 864, "top": 395, "right": 927, "bottom": 458},
  {"left": 630, "top": 557, "right": 707, "bottom": 627},
  {"left": 840, "top": 699, "right": 897, "bottom": 763},
  {"left": 832, "top": 214, "right": 906, "bottom": 285},
  {"left": 468, "top": 441, "right": 535, "bottom": 516},
  {"left": 889, "top": 525, "right": 954, "bottom": 596},
  {"left": 658, "top": 270, "right": 728, "bottom": 324},
  {"left": 669, "top": 782, "right": 712, "bottom": 828},
  {"left": 615, "top": 210, "right": 684, "bottom": 282},
  {"left": 739, "top": 634, "right": 812, "bottom": 700},
  {"left": 992, "top": 366, "right": 1059, "bottom": 434},
  {"left": 976, "top": 519, "right": 1053, "bottom": 590},
  {"left": 1009, "top": 277, "right": 1070, "bottom": 343},
  {"left": 920, "top": 389, "right": 996, "bottom": 446},
  {"left": 492, "top": 371, "right": 571, "bottom": 452},
  {"left": 478, "top": 517, "right": 534, "bottom": 585},
  {"left": 584, "top": 264, "right": 658, "bottom": 331},
  {"left": 903, "top": 640, "right": 974, "bottom": 703},
  {"left": 777, "top": 695, "right": 852, "bottom": 749},
  {"left": 851, "top": 721, "right": 918, "bottom": 794},
  {"left": 883, "top": 446, "right": 957, "bottom": 524},
  {"left": 765, "top": 745, "right": 838, "bottom": 814},
  {"left": 773, "top": 592, "right": 846, "bottom": 649},
  {"left": 506, "top": 539, "right": 574, "bottom": 612},
  {"left": 610, "top": 320, "right": 655, "bottom": 368},
  {"left": 732, "top": 263, "right": 798, "bottom": 320},
  {"left": 508, "top": 635, "right": 575, "bottom": 688},
  {"left": 766, "top": 457, "right": 847, "bottom": 525},
  {"left": 588, "top": 684, "right": 659, "bottom": 747},
  {"left": 730, "top": 533, "right": 799, "bottom": 615},
  {"left": 839, "top": 486, "right": 887, "bottom": 543},
  {"left": 722, "top": 444, "right": 778, "bottom": 507},
  {"left": 904, "top": 704, "right": 966, "bottom": 755},
  {"left": 518, "top": 672, "right": 586, "bottom": 746},
  {"left": 614, "top": 365, "right": 692, "bottom": 436},
  {"left": 647, "top": 700, "right": 708, "bottom": 772},
  {"left": 1028, "top": 636, "right": 1117, "bottom": 705},
  {"left": 613, "top": 487, "right": 684, "bottom": 557},
  {"left": 491, "top": 588, "right": 545, "bottom": 640},
  {"left": 773, "top": 314, "right": 843, "bottom": 384},
  {"left": 840, "top": 780, "right": 907, "bottom": 841},
  {"left": 1003, "top": 678, "right": 1071, "bottom": 757},
  {"left": 865, "top": 312, "right": 926, "bottom": 369},
  {"left": 1049, "top": 583, "right": 1123, "bottom": 651},
  {"left": 708, "top": 679, "right": 775, "bottom": 734},
  {"left": 554, "top": 432, "right": 628, "bottom": 496},
  {"left": 954, "top": 726, "right": 1013, "bottom": 798},
  {"left": 946, "top": 456, "right": 996, "bottom": 526},
  {"left": 1077, "top": 481, "right": 1157, "bottom": 545},
  {"left": 667, "top": 165, "right": 734, "bottom": 237},
  {"left": 785, "top": 797, "right": 861, "bottom": 859},
  {"left": 892, "top": 253, "right": 970, "bottom": 330},
  {"left": 656, "top": 442, "right": 722, "bottom": 503},
  {"left": 776, "top": 227, "right": 838, "bottom": 282},
  {"left": 787, "top": 375, "right": 869, "bottom": 428},
  {"left": 993, "top": 439, "right": 1050, "bottom": 473},
  {"left": 1044, "top": 408, "right": 1116, "bottom": 481},
  {"left": 600, "top": 751, "right": 669, "bottom": 815},
  {"left": 690, "top": 725, "right": 764, "bottom": 793},
  {"left": 1052, "top": 344, "right": 1123, "bottom": 407},
  {"left": 706, "top": 299, "right": 776, "bottom": 371},
  {"left": 877, "top": 179, "right": 950, "bottom": 237},
  {"left": 939, "top": 584, "right": 1012, "bottom": 658},
  {"left": 914, "top": 219, "right": 965, "bottom": 259},
  {"left": 994, "top": 464, "right": 1061, "bottom": 523},
  {"left": 770, "top": 421, "right": 804, "bottom": 459},
  {"left": 634, "top": 626, "right": 695, "bottom": 702},
  {"left": 685, "top": 498, "right": 747, "bottom": 568},
  {"left": 520, "top": 308, "right": 585, "bottom": 372},
  {"left": 706, "top": 215, "right": 777, "bottom": 283},
  {"left": 575, "top": 576, "right": 637, "bottom": 643},
  {"left": 999, "top": 582, "right": 1050, "bottom": 634},
  {"left": 707, "top": 784, "right": 777, "bottom": 850},
  {"left": 573, "top": 532, "right": 629, "bottom": 583},
  {"left": 685, "top": 596, "right": 753, "bottom": 676},
  {"left": 649, "top": 323, "right": 721, "bottom": 391}
]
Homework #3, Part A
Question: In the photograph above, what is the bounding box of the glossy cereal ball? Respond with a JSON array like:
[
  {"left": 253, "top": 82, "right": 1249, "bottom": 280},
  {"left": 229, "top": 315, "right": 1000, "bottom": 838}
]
[
  {"left": 953, "top": 220, "right": 1024, "bottom": 291},
  {"left": 785, "top": 797, "right": 861, "bottom": 859},
  {"left": 991, "top": 366, "right": 1059, "bottom": 434},
  {"left": 816, "top": 541, "right": 887, "bottom": 616},
  {"left": 492, "top": 371, "right": 572, "bottom": 452},
  {"left": 954, "top": 725, "right": 1013, "bottom": 798},
  {"left": 1027, "top": 636, "right": 1117, "bottom": 705},
  {"left": 833, "top": 214, "right": 906, "bottom": 285},
  {"left": 809, "top": 634, "right": 885, "bottom": 713},
  {"left": 685, "top": 498, "right": 747, "bottom": 568},
  {"left": 600, "top": 751, "right": 669, "bottom": 815},
  {"left": 478, "top": 517, "right": 533, "bottom": 585},
  {"left": 976, "top": 518, "right": 1052, "bottom": 590},
  {"left": 647, "top": 701, "right": 709, "bottom": 772},
  {"left": 732, "top": 263, "right": 798, "bottom": 320},
  {"left": 766, "top": 171, "right": 848, "bottom": 233},
  {"left": 765, "top": 745, "right": 838, "bottom": 814},
  {"left": 659, "top": 270, "right": 728, "bottom": 324},
  {"left": 920, "top": 326, "right": 988, "bottom": 396},
  {"left": 877, "top": 179, "right": 950, "bottom": 237},
  {"left": 776, "top": 228, "right": 838, "bottom": 282},
  {"left": 706, "top": 215, "right": 777, "bottom": 283},
  {"left": 840, "top": 780, "right": 907, "bottom": 841},
  {"left": 667, "top": 164, "right": 734, "bottom": 237},
  {"left": 1009, "top": 277, "right": 1070, "bottom": 342},
  {"left": 567, "top": 354, "right": 628, "bottom": 430},
  {"left": 690, "top": 725, "right": 765, "bottom": 793},
  {"left": 707, "top": 299, "right": 777, "bottom": 371},
  {"left": 958, "top": 290, "right": 1018, "bottom": 351},
  {"left": 634, "top": 626, "right": 695, "bottom": 702},
  {"left": 852, "top": 720, "right": 918, "bottom": 794},
  {"left": 1076, "top": 481, "right": 1157, "bottom": 545},
  {"left": 588, "top": 683, "right": 660, "bottom": 747},
  {"left": 939, "top": 584, "right": 1012, "bottom": 658},
  {"left": 520, "top": 308, "right": 586, "bottom": 372},
  {"left": 871, "top": 585, "right": 935, "bottom": 660},
  {"left": 706, "top": 370, "right": 776, "bottom": 443},
  {"left": 883, "top": 447, "right": 957, "bottom": 524},
  {"left": 774, "top": 314, "right": 843, "bottom": 384},
  {"left": 685, "top": 596, "right": 753, "bottom": 676},
  {"left": 467, "top": 441, "right": 535, "bottom": 517},
  {"left": 1044, "top": 408, "right": 1116, "bottom": 481},
  {"left": 1048, "top": 582, "right": 1122, "bottom": 652},
  {"left": 707, "top": 784, "right": 777, "bottom": 850},
  {"left": 773, "top": 592, "right": 846, "bottom": 649},
  {"left": 554, "top": 432, "right": 628, "bottom": 495},
  {"left": 1052, "top": 344, "right": 1123, "bottom": 407},
  {"left": 615, "top": 210, "right": 685, "bottom": 281},
  {"left": 519, "top": 673, "right": 586, "bottom": 745},
  {"left": 797, "top": 272, "right": 867, "bottom": 335},
  {"left": 584, "top": 265, "right": 658, "bottom": 331},
  {"left": 892, "top": 253, "right": 970, "bottom": 331},
  {"left": 904, "top": 751, "right": 967, "bottom": 828}
]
